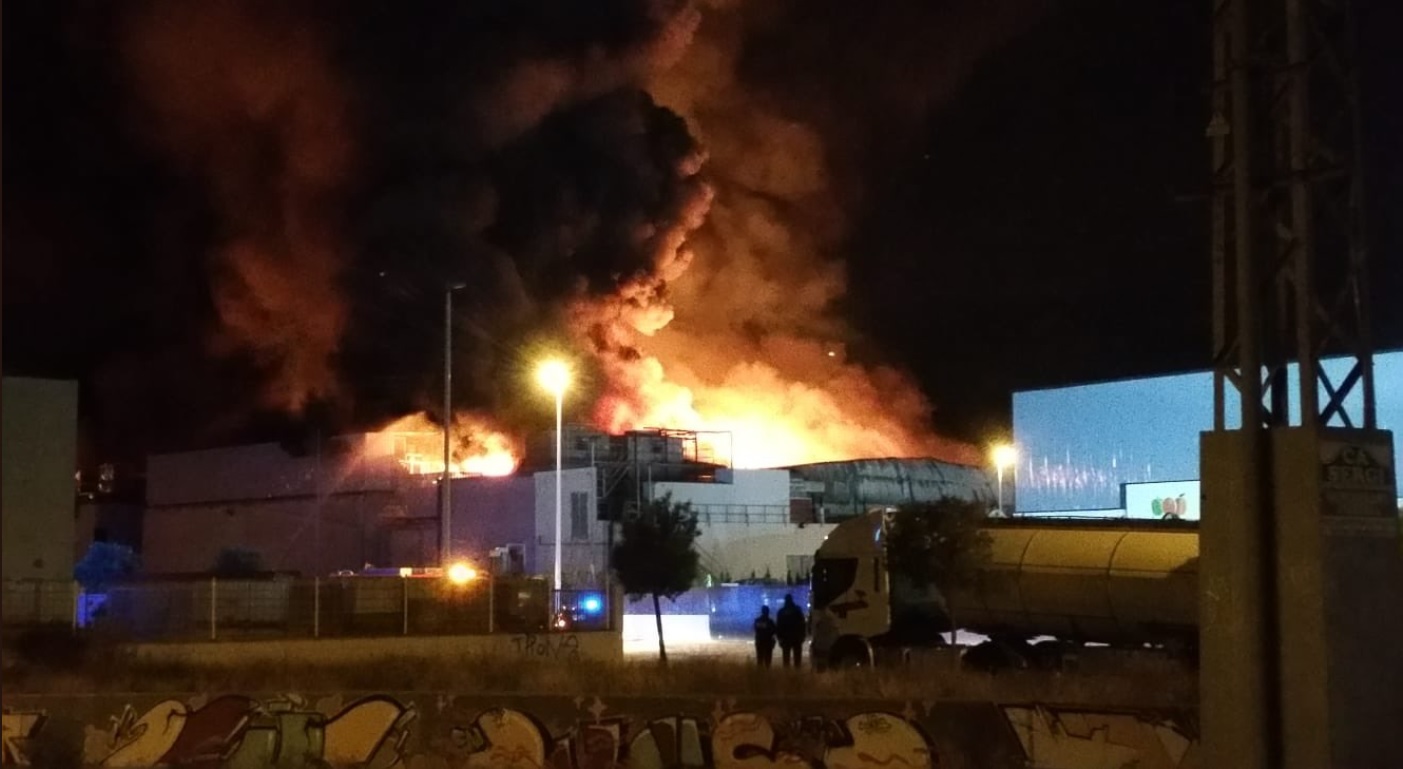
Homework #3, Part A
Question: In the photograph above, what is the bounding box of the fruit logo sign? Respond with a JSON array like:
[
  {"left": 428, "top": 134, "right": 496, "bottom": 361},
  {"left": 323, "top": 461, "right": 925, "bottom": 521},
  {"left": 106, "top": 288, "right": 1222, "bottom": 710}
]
[
  {"left": 1122, "top": 481, "right": 1200, "bottom": 522},
  {"left": 1151, "top": 495, "right": 1189, "bottom": 520}
]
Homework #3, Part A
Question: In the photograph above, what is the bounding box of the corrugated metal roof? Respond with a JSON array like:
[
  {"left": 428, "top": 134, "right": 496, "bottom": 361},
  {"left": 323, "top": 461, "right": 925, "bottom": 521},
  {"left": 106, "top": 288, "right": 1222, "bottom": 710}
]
[{"left": 785, "top": 458, "right": 995, "bottom": 519}]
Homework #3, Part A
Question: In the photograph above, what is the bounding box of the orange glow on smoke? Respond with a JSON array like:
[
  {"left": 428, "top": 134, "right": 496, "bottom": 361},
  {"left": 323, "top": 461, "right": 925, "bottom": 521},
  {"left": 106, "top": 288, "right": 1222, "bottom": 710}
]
[
  {"left": 589, "top": 345, "right": 981, "bottom": 469},
  {"left": 561, "top": 133, "right": 980, "bottom": 470},
  {"left": 378, "top": 412, "right": 520, "bottom": 477}
]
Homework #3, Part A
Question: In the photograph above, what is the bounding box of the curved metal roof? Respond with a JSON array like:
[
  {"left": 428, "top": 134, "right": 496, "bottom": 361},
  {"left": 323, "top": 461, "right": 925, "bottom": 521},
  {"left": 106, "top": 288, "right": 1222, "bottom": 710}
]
[{"left": 786, "top": 458, "right": 995, "bottom": 520}]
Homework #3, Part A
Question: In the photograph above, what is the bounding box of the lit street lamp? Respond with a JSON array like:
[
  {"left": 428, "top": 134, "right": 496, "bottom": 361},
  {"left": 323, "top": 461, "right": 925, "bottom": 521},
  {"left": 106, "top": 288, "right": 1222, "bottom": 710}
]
[
  {"left": 442, "top": 282, "right": 466, "bottom": 566},
  {"left": 991, "top": 443, "right": 1018, "bottom": 515},
  {"left": 536, "top": 359, "right": 571, "bottom": 592}
]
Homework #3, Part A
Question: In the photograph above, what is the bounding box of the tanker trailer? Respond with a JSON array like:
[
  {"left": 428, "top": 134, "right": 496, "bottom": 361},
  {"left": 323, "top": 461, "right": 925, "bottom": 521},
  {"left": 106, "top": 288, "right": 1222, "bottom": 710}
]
[{"left": 809, "top": 509, "right": 1198, "bottom": 669}]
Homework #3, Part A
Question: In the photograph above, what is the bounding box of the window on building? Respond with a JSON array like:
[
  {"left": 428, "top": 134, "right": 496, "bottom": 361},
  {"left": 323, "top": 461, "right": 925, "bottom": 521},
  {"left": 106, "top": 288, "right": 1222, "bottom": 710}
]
[{"left": 570, "top": 491, "right": 590, "bottom": 540}]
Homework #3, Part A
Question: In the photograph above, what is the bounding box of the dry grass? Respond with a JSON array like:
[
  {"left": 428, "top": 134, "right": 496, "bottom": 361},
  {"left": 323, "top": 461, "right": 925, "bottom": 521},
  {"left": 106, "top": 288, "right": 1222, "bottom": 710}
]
[{"left": 2, "top": 636, "right": 1197, "bottom": 708}]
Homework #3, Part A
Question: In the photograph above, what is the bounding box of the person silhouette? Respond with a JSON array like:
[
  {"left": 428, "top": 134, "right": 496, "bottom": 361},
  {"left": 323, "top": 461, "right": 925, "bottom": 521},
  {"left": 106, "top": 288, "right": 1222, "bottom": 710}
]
[
  {"left": 776, "top": 594, "right": 808, "bottom": 668},
  {"left": 753, "top": 606, "right": 777, "bottom": 667}
]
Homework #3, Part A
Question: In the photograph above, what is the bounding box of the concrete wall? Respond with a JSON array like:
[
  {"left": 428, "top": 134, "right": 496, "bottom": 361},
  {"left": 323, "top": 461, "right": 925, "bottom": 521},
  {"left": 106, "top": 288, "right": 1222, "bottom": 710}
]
[
  {"left": 445, "top": 474, "right": 536, "bottom": 565},
  {"left": 142, "top": 492, "right": 396, "bottom": 575},
  {"left": 621, "top": 614, "right": 712, "bottom": 646},
  {"left": 132, "top": 451, "right": 824, "bottom": 586},
  {"left": 695, "top": 522, "right": 835, "bottom": 582},
  {"left": 534, "top": 467, "right": 608, "bottom": 586},
  {"left": 654, "top": 469, "right": 790, "bottom": 510},
  {"left": 124, "top": 629, "right": 622, "bottom": 666},
  {"left": 0, "top": 692, "right": 1201, "bottom": 768},
  {"left": 74, "top": 502, "right": 144, "bottom": 562},
  {"left": 1, "top": 377, "right": 78, "bottom": 581},
  {"left": 146, "top": 434, "right": 403, "bottom": 507},
  {"left": 654, "top": 470, "right": 830, "bottom": 582}
]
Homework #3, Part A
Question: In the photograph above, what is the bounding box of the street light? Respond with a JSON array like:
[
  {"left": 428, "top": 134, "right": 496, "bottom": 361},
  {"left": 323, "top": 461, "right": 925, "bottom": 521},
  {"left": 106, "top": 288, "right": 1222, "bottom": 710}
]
[
  {"left": 536, "top": 359, "right": 571, "bottom": 592},
  {"left": 991, "top": 443, "right": 1018, "bottom": 515},
  {"left": 442, "top": 282, "right": 466, "bottom": 566}
]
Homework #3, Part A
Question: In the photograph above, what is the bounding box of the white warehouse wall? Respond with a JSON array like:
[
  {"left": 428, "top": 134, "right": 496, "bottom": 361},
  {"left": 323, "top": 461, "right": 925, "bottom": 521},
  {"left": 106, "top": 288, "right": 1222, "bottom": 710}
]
[
  {"left": 654, "top": 470, "right": 790, "bottom": 510},
  {"left": 521, "top": 467, "right": 836, "bottom": 588},
  {"left": 654, "top": 470, "right": 828, "bottom": 583},
  {"left": 533, "top": 467, "right": 609, "bottom": 587},
  {"left": 694, "top": 522, "right": 835, "bottom": 583}
]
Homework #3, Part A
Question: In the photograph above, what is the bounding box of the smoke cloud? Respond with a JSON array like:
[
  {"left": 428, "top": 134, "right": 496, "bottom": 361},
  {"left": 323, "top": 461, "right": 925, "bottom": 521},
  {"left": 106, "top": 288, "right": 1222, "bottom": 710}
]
[
  {"left": 100, "top": 0, "right": 1042, "bottom": 463},
  {"left": 120, "top": 0, "right": 352, "bottom": 412},
  {"left": 571, "top": 0, "right": 1047, "bottom": 466}
]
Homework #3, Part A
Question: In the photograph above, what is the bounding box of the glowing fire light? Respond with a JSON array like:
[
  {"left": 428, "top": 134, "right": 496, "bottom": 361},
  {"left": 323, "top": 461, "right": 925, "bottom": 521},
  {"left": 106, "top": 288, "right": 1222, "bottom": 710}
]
[
  {"left": 587, "top": 344, "right": 983, "bottom": 469},
  {"left": 378, "top": 412, "right": 520, "bottom": 478},
  {"left": 446, "top": 562, "right": 478, "bottom": 584}
]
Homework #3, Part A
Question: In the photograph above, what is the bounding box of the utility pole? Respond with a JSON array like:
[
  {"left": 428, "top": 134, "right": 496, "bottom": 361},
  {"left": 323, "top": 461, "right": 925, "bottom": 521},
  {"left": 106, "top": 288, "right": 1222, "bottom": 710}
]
[
  {"left": 442, "top": 283, "right": 465, "bottom": 566},
  {"left": 1202, "top": 0, "right": 1400, "bottom": 766}
]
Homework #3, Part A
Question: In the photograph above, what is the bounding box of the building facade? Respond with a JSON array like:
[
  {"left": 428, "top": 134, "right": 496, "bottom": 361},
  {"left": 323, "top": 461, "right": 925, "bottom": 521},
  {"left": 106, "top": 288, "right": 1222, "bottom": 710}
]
[
  {"left": 143, "top": 435, "right": 409, "bottom": 575},
  {"left": 136, "top": 425, "right": 996, "bottom": 586},
  {"left": 1, "top": 377, "right": 78, "bottom": 582}
]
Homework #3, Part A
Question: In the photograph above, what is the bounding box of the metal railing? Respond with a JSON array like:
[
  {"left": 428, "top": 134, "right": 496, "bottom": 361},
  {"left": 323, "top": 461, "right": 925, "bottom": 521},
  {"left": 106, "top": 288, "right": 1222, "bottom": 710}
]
[
  {"left": 1, "top": 578, "right": 613, "bottom": 642},
  {"left": 2, "top": 579, "right": 81, "bottom": 630},
  {"left": 689, "top": 504, "right": 790, "bottom": 525}
]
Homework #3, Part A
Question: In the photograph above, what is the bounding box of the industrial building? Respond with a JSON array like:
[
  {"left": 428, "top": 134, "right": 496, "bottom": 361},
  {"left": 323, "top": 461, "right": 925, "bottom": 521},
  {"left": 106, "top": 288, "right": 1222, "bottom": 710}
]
[
  {"left": 2, "top": 377, "right": 79, "bottom": 583},
  {"left": 1012, "top": 350, "right": 1403, "bottom": 517},
  {"left": 139, "top": 426, "right": 994, "bottom": 585}
]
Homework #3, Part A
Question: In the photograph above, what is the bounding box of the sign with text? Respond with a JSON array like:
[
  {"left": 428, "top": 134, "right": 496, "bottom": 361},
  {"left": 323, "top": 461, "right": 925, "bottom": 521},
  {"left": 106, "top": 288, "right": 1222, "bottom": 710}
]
[
  {"left": 1122, "top": 480, "right": 1200, "bottom": 521},
  {"left": 1319, "top": 438, "right": 1398, "bottom": 537}
]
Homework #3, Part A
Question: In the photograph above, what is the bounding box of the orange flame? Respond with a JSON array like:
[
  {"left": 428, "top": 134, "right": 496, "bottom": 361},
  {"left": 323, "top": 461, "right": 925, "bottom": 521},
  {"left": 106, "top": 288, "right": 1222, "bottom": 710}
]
[
  {"left": 377, "top": 412, "right": 521, "bottom": 478},
  {"left": 588, "top": 339, "right": 981, "bottom": 469},
  {"left": 562, "top": 71, "right": 980, "bottom": 468}
]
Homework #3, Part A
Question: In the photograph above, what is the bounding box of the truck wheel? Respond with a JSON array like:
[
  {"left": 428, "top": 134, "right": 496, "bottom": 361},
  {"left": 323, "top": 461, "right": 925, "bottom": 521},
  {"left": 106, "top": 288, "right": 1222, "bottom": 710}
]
[
  {"left": 829, "top": 638, "right": 872, "bottom": 669},
  {"left": 962, "top": 640, "right": 1029, "bottom": 673},
  {"left": 1030, "top": 640, "right": 1068, "bottom": 671}
]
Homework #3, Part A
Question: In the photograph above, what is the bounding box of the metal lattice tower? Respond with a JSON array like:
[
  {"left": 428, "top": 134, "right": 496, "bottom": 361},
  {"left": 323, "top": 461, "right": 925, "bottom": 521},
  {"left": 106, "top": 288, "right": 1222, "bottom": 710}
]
[{"left": 1208, "top": 0, "right": 1376, "bottom": 431}]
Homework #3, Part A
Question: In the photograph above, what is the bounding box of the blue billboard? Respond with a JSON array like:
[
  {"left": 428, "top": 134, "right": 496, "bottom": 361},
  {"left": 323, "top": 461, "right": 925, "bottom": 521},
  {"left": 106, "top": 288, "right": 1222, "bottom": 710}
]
[{"left": 1012, "top": 352, "right": 1403, "bottom": 512}]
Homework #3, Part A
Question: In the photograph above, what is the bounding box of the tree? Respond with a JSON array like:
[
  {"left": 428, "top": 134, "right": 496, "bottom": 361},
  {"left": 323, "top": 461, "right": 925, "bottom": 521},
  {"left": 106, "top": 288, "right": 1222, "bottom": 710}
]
[
  {"left": 884, "top": 497, "right": 993, "bottom": 593},
  {"left": 74, "top": 542, "right": 139, "bottom": 590},
  {"left": 611, "top": 494, "right": 700, "bottom": 664}
]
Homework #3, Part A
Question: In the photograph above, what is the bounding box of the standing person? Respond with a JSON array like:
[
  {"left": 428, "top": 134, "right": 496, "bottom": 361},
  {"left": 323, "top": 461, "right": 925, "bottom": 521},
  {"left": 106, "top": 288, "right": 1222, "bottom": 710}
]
[
  {"left": 753, "top": 606, "right": 777, "bottom": 667},
  {"left": 776, "top": 593, "right": 808, "bottom": 668}
]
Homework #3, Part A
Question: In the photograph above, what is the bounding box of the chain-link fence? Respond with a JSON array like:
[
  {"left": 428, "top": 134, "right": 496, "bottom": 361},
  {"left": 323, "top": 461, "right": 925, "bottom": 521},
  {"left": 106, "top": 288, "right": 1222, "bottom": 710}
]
[
  {"left": 2, "top": 579, "right": 80, "bottom": 629},
  {"left": 2, "top": 577, "right": 614, "bottom": 642}
]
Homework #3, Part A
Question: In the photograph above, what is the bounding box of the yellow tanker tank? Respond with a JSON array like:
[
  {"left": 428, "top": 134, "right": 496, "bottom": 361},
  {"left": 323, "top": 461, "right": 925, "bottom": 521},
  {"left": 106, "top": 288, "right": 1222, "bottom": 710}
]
[{"left": 948, "top": 520, "right": 1199, "bottom": 646}]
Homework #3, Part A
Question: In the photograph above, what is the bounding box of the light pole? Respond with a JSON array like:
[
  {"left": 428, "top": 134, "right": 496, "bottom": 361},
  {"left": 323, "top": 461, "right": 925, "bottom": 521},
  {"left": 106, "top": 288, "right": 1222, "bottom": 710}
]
[
  {"left": 991, "top": 444, "right": 1017, "bottom": 515},
  {"left": 442, "top": 282, "right": 466, "bottom": 566},
  {"left": 536, "top": 360, "right": 571, "bottom": 592}
]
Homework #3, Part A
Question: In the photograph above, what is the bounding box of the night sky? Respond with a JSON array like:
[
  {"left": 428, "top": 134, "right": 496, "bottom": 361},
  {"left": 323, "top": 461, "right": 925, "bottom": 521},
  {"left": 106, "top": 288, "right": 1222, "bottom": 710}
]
[{"left": 4, "top": 0, "right": 1400, "bottom": 465}]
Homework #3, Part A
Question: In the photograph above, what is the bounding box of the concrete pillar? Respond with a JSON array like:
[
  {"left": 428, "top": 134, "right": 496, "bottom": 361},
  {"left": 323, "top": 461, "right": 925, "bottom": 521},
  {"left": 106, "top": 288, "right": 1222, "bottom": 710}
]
[{"left": 1202, "top": 427, "right": 1403, "bottom": 768}]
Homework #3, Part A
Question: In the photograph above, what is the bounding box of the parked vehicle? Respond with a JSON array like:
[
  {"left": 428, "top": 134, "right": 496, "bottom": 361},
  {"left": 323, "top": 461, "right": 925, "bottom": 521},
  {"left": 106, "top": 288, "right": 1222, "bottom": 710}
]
[{"left": 809, "top": 510, "right": 1198, "bottom": 669}]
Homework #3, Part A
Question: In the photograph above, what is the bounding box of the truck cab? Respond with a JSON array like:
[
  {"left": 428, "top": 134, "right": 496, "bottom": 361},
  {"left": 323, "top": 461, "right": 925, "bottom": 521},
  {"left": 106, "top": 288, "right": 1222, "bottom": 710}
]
[{"left": 810, "top": 509, "right": 953, "bottom": 668}]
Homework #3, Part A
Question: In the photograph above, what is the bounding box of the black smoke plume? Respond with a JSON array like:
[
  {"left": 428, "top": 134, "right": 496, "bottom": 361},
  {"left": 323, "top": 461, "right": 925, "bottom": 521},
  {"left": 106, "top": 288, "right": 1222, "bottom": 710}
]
[{"left": 107, "top": 0, "right": 707, "bottom": 447}]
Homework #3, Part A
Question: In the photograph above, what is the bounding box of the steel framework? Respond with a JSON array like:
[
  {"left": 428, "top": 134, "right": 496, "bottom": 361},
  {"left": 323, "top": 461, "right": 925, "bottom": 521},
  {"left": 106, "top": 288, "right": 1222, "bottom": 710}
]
[{"left": 1209, "top": 0, "right": 1376, "bottom": 430}]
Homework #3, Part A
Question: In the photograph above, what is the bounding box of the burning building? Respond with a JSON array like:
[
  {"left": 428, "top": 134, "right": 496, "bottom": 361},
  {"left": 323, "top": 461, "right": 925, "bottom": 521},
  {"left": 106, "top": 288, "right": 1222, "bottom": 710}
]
[{"left": 139, "top": 423, "right": 993, "bottom": 587}]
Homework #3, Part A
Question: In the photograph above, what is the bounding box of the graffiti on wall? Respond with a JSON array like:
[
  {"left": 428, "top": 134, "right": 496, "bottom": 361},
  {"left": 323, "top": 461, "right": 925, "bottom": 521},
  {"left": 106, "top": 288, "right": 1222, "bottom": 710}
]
[
  {"left": 0, "top": 696, "right": 1200, "bottom": 768},
  {"left": 1001, "top": 706, "right": 1199, "bottom": 769},
  {"left": 2, "top": 711, "right": 46, "bottom": 766},
  {"left": 454, "top": 706, "right": 935, "bottom": 769},
  {"left": 511, "top": 633, "right": 582, "bottom": 661},
  {"left": 73, "top": 695, "right": 414, "bottom": 768}
]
